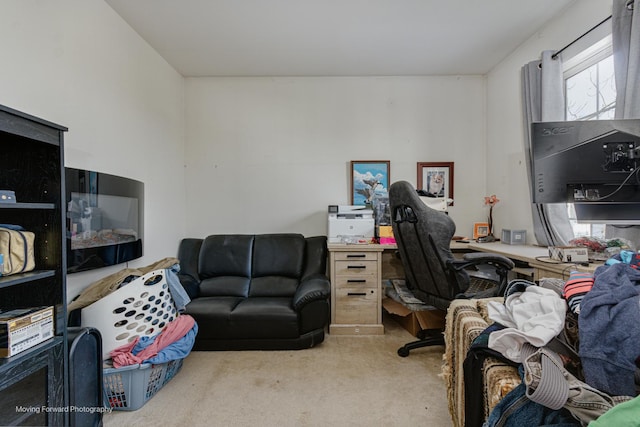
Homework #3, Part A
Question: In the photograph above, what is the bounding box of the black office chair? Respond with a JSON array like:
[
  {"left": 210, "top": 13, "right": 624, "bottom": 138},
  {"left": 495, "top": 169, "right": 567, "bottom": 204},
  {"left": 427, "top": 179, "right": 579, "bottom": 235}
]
[{"left": 389, "top": 181, "right": 515, "bottom": 357}]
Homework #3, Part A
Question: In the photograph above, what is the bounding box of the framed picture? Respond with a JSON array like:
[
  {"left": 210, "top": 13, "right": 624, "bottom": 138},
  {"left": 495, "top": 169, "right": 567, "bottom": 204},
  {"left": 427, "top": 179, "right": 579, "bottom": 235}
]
[
  {"left": 473, "top": 222, "right": 490, "bottom": 240},
  {"left": 350, "top": 160, "right": 390, "bottom": 205},
  {"left": 417, "top": 162, "right": 454, "bottom": 204}
]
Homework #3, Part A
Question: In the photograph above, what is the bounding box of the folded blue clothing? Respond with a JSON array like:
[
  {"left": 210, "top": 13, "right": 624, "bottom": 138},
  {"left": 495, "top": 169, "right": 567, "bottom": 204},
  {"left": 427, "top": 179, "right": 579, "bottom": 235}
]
[
  {"left": 605, "top": 250, "right": 640, "bottom": 268},
  {"left": 137, "top": 322, "right": 199, "bottom": 365},
  {"left": 166, "top": 264, "right": 191, "bottom": 312}
]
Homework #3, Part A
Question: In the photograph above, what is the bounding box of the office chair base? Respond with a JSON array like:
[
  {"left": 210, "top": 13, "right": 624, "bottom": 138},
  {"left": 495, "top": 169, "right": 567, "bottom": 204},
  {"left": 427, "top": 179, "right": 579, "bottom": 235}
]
[{"left": 397, "top": 334, "right": 445, "bottom": 357}]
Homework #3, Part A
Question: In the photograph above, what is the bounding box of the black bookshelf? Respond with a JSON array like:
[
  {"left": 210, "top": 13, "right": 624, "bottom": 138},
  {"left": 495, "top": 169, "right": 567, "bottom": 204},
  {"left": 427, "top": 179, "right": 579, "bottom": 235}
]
[{"left": 0, "top": 105, "right": 68, "bottom": 426}]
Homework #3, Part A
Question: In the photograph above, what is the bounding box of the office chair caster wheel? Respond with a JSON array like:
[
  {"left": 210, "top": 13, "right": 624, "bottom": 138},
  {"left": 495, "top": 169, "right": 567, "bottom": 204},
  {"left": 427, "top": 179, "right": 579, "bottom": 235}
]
[{"left": 397, "top": 347, "right": 410, "bottom": 357}]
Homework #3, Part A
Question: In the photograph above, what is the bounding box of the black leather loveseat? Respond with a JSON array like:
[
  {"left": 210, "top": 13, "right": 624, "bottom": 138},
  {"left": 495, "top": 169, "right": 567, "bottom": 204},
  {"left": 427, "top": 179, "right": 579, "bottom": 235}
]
[{"left": 177, "top": 233, "right": 331, "bottom": 350}]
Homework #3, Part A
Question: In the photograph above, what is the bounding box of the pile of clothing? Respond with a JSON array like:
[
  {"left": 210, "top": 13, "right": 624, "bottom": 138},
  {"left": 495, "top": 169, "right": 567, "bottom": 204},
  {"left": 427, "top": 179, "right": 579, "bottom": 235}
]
[
  {"left": 110, "top": 313, "right": 198, "bottom": 368},
  {"left": 469, "top": 250, "right": 640, "bottom": 426}
]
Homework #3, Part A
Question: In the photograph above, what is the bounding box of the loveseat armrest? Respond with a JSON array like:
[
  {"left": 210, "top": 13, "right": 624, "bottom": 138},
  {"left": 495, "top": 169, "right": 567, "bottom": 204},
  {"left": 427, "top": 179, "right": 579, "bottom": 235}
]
[
  {"left": 292, "top": 273, "right": 331, "bottom": 311},
  {"left": 177, "top": 273, "right": 200, "bottom": 299},
  {"left": 302, "top": 236, "right": 328, "bottom": 280}
]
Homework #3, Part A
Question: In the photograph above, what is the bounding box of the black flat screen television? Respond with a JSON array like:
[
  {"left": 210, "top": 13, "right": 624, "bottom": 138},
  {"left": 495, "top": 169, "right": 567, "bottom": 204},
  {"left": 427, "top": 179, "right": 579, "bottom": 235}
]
[
  {"left": 65, "top": 168, "right": 144, "bottom": 273},
  {"left": 531, "top": 119, "right": 640, "bottom": 224}
]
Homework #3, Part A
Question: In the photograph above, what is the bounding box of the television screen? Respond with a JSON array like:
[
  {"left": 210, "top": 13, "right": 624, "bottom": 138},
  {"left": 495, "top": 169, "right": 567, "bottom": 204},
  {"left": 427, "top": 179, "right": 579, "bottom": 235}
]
[
  {"left": 531, "top": 119, "right": 640, "bottom": 224},
  {"left": 65, "top": 168, "right": 144, "bottom": 273}
]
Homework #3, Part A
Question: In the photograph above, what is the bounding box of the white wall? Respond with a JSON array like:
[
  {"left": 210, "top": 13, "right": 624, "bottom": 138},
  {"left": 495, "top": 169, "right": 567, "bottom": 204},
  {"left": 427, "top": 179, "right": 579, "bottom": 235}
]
[
  {"left": 1, "top": 0, "right": 612, "bottom": 303},
  {"left": 0, "top": 0, "right": 186, "bottom": 301},
  {"left": 486, "top": 0, "right": 613, "bottom": 244},
  {"left": 185, "top": 76, "right": 489, "bottom": 238}
]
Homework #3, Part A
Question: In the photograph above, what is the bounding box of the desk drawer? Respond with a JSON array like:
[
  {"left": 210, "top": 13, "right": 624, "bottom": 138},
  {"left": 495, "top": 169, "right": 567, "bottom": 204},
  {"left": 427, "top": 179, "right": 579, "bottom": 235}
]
[
  {"left": 334, "top": 276, "right": 379, "bottom": 289},
  {"left": 334, "top": 251, "right": 378, "bottom": 262},
  {"left": 334, "top": 288, "right": 378, "bottom": 324},
  {"left": 334, "top": 260, "right": 378, "bottom": 277}
]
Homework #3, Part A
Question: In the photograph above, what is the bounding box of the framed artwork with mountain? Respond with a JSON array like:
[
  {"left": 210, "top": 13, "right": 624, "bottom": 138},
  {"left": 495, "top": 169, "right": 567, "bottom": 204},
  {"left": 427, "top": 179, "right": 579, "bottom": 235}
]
[{"left": 350, "top": 160, "right": 390, "bottom": 205}]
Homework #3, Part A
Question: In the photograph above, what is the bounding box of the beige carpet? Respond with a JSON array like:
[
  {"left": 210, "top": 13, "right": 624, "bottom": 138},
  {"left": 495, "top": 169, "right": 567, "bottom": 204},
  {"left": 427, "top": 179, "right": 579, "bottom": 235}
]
[{"left": 103, "top": 313, "right": 452, "bottom": 427}]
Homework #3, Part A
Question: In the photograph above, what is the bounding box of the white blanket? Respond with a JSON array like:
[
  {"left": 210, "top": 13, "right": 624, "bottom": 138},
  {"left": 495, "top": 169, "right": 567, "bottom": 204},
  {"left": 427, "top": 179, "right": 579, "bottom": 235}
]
[{"left": 487, "top": 285, "right": 566, "bottom": 363}]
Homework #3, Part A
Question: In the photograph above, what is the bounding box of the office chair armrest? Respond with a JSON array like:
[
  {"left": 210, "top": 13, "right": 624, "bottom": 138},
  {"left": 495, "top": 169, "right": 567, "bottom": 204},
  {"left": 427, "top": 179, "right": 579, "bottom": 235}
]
[
  {"left": 447, "top": 253, "right": 515, "bottom": 297},
  {"left": 446, "top": 252, "right": 515, "bottom": 275},
  {"left": 457, "top": 252, "right": 515, "bottom": 270}
]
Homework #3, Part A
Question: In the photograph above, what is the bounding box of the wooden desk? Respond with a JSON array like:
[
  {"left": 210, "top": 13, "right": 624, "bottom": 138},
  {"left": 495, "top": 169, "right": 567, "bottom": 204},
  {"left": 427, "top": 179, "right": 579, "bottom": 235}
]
[
  {"left": 327, "top": 241, "right": 599, "bottom": 336},
  {"left": 327, "top": 242, "right": 474, "bottom": 335},
  {"left": 464, "top": 241, "right": 599, "bottom": 281}
]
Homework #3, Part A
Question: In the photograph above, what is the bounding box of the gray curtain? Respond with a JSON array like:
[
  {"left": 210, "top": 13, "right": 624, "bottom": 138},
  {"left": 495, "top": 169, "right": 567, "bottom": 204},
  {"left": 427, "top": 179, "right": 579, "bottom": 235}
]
[
  {"left": 608, "top": 0, "right": 640, "bottom": 243},
  {"left": 613, "top": 0, "right": 640, "bottom": 119},
  {"left": 521, "top": 51, "right": 575, "bottom": 246}
]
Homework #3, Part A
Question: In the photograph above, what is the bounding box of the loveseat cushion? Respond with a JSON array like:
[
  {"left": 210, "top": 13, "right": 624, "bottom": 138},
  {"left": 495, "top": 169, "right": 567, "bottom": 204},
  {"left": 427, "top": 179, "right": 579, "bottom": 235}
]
[
  {"left": 229, "top": 298, "right": 299, "bottom": 339},
  {"left": 185, "top": 296, "right": 244, "bottom": 339},
  {"left": 249, "top": 276, "right": 299, "bottom": 297},
  {"left": 252, "top": 234, "right": 305, "bottom": 279},
  {"left": 199, "top": 234, "right": 253, "bottom": 278},
  {"left": 200, "top": 276, "right": 250, "bottom": 297},
  {"left": 198, "top": 235, "right": 253, "bottom": 296},
  {"left": 187, "top": 296, "right": 299, "bottom": 340}
]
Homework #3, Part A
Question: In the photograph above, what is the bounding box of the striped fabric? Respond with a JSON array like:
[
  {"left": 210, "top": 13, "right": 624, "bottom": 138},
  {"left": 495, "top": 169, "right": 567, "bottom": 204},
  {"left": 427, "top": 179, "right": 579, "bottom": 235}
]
[
  {"left": 442, "top": 298, "right": 519, "bottom": 427},
  {"left": 563, "top": 271, "right": 594, "bottom": 314}
]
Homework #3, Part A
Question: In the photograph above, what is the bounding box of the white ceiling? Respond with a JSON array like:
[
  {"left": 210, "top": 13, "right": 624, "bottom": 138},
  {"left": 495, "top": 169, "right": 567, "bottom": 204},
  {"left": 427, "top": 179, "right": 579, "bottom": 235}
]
[{"left": 104, "top": 0, "right": 575, "bottom": 77}]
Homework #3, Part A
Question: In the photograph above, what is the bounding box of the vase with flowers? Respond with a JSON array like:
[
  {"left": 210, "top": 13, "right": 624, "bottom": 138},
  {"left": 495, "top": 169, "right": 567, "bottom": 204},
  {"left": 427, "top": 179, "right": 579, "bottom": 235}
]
[{"left": 479, "top": 194, "right": 499, "bottom": 242}]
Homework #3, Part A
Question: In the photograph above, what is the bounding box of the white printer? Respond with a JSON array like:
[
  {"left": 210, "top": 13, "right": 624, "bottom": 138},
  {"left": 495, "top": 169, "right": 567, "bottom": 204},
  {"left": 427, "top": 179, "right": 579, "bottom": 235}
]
[{"left": 327, "top": 205, "right": 375, "bottom": 243}]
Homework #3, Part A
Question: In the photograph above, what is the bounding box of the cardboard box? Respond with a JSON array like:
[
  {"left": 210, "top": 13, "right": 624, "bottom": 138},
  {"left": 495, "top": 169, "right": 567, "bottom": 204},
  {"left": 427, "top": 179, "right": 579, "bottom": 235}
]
[
  {"left": 0, "top": 306, "right": 54, "bottom": 358},
  {"left": 382, "top": 298, "right": 445, "bottom": 337},
  {"left": 548, "top": 246, "right": 588, "bottom": 263}
]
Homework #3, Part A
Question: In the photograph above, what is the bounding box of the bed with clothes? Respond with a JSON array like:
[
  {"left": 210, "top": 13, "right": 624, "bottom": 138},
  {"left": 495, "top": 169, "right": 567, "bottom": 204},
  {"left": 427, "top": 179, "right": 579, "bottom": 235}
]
[{"left": 443, "top": 250, "right": 640, "bottom": 427}]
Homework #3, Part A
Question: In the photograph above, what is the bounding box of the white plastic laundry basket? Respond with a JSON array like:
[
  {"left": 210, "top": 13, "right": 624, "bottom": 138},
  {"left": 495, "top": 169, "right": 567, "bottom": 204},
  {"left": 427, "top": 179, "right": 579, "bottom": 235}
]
[{"left": 81, "top": 269, "right": 179, "bottom": 359}]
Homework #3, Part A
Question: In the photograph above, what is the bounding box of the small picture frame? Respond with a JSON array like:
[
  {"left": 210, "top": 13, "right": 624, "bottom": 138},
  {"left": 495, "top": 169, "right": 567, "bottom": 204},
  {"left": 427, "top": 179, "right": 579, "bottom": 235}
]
[
  {"left": 473, "top": 222, "right": 490, "bottom": 240},
  {"left": 417, "top": 162, "right": 454, "bottom": 205},
  {"left": 350, "top": 160, "right": 390, "bottom": 205}
]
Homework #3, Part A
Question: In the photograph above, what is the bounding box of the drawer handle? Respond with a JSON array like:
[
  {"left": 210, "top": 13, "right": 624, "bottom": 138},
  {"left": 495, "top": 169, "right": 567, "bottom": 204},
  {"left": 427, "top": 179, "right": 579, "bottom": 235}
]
[
  {"left": 347, "top": 279, "right": 366, "bottom": 283},
  {"left": 346, "top": 254, "right": 366, "bottom": 258},
  {"left": 347, "top": 292, "right": 367, "bottom": 296},
  {"left": 347, "top": 265, "right": 366, "bottom": 269}
]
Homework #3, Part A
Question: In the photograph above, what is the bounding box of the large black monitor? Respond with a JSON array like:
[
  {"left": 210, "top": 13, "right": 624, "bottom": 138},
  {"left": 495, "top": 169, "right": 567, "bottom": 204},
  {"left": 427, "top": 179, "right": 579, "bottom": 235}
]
[{"left": 531, "top": 119, "right": 640, "bottom": 224}]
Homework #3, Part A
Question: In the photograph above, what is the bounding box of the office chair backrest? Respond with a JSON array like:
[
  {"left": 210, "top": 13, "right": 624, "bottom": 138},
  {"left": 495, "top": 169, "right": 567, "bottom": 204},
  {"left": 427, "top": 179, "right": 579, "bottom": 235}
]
[{"left": 389, "top": 181, "right": 468, "bottom": 309}]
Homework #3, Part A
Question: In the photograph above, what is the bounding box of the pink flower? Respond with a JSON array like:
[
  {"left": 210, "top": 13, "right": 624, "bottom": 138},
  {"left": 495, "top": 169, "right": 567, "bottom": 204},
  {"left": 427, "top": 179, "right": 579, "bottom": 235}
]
[
  {"left": 484, "top": 195, "right": 499, "bottom": 236},
  {"left": 484, "top": 195, "right": 500, "bottom": 206}
]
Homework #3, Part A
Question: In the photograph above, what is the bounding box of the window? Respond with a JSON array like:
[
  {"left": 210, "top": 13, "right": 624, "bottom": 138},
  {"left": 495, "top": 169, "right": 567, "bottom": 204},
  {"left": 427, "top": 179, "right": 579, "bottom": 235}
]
[
  {"left": 565, "top": 54, "right": 616, "bottom": 121},
  {"left": 563, "top": 36, "right": 615, "bottom": 239}
]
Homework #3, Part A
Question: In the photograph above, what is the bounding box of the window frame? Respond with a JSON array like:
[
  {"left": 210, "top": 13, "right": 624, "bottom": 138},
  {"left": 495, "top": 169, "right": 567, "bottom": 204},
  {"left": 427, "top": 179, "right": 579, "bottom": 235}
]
[{"left": 562, "top": 34, "right": 614, "bottom": 239}]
